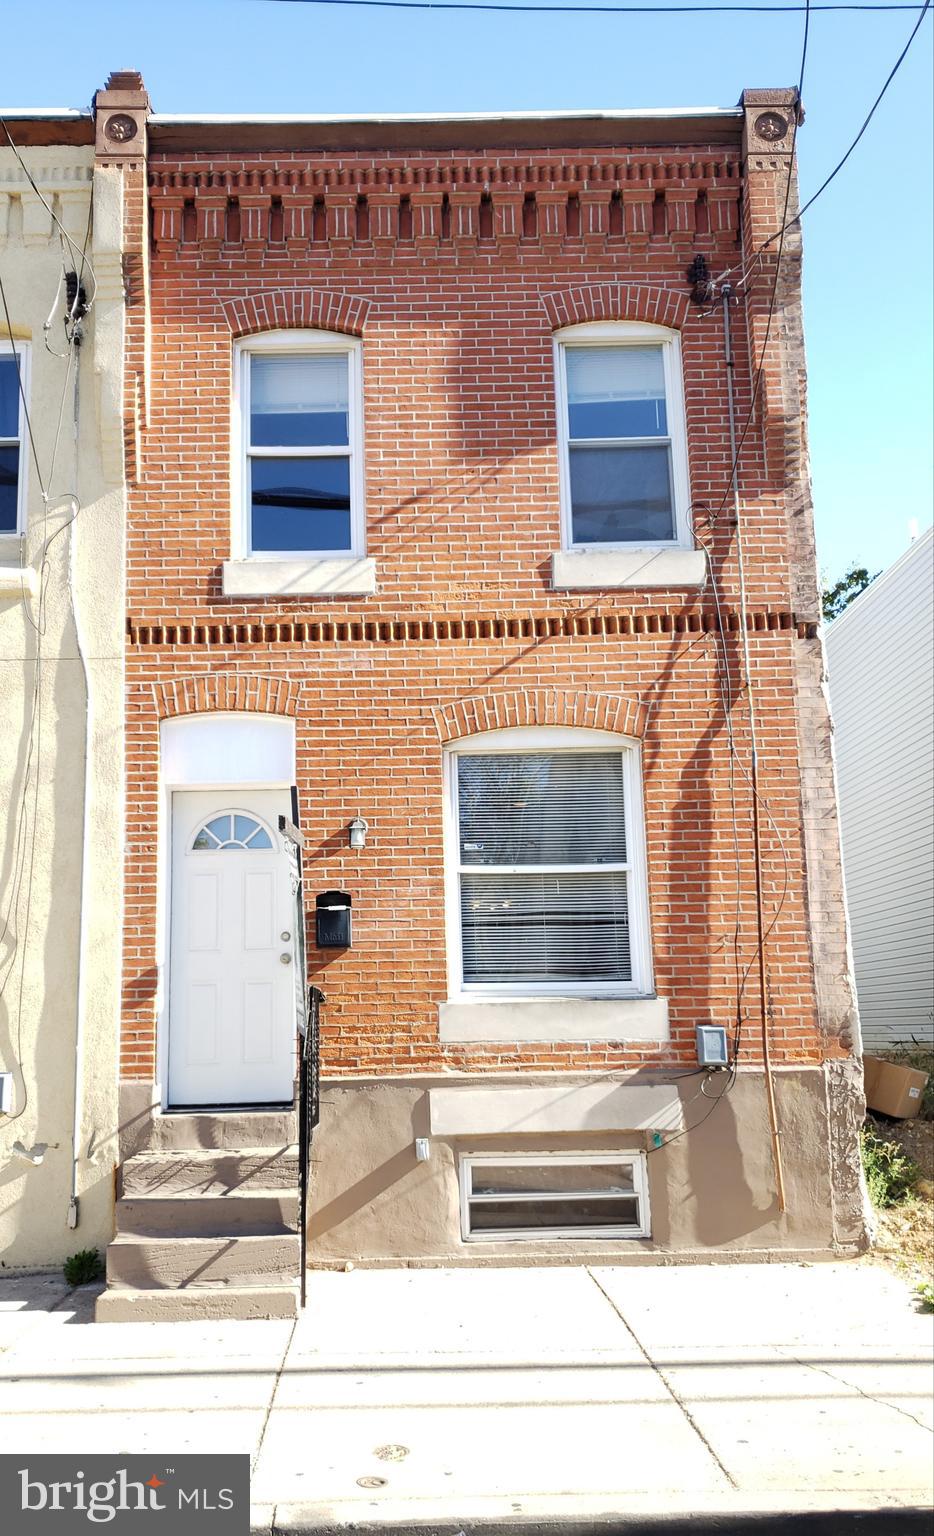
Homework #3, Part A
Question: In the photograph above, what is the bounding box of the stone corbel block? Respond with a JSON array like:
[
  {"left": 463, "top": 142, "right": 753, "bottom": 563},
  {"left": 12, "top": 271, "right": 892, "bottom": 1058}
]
[
  {"left": 0, "top": 193, "right": 10, "bottom": 247},
  {"left": 57, "top": 187, "right": 92, "bottom": 245},
  {"left": 536, "top": 191, "right": 567, "bottom": 245},
  {"left": 410, "top": 191, "right": 442, "bottom": 250},
  {"left": 578, "top": 188, "right": 612, "bottom": 245},
  {"left": 490, "top": 188, "right": 524, "bottom": 247},
  {"left": 21, "top": 192, "right": 53, "bottom": 246},
  {"left": 622, "top": 187, "right": 654, "bottom": 242},
  {"left": 367, "top": 192, "right": 400, "bottom": 249},
  {"left": 664, "top": 189, "right": 697, "bottom": 242}
]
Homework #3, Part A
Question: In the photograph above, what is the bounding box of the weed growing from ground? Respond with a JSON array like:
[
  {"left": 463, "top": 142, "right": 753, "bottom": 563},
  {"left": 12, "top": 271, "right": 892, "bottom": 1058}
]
[
  {"left": 63, "top": 1248, "right": 103, "bottom": 1287},
  {"left": 861, "top": 1126, "right": 922, "bottom": 1208}
]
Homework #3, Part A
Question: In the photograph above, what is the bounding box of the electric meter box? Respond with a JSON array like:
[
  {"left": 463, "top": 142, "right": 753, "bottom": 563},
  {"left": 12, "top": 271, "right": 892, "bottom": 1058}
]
[
  {"left": 696, "top": 1025, "right": 730, "bottom": 1068},
  {"left": 316, "top": 890, "right": 352, "bottom": 949}
]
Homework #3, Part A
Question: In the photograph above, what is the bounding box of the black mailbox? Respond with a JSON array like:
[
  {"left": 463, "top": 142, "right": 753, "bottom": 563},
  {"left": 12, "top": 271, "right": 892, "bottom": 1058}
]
[{"left": 316, "top": 889, "right": 352, "bottom": 949}]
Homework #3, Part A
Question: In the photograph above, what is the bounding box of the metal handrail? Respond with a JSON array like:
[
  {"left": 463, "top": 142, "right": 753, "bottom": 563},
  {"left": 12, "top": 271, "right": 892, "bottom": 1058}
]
[{"left": 298, "top": 985, "right": 323, "bottom": 1308}]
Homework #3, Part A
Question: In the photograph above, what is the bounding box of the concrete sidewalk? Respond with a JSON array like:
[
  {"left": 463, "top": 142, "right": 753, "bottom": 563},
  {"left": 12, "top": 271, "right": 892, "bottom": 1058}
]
[{"left": 0, "top": 1263, "right": 931, "bottom": 1532}]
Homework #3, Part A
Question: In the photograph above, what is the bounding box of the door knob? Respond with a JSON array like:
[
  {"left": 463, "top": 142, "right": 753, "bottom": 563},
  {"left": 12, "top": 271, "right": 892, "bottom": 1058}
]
[{"left": 279, "top": 953, "right": 292, "bottom": 965}]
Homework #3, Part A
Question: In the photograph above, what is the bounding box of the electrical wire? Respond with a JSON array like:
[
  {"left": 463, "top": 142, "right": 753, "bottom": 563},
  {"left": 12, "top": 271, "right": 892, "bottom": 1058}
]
[
  {"left": 716, "top": 0, "right": 931, "bottom": 290},
  {"left": 261, "top": 0, "right": 925, "bottom": 12}
]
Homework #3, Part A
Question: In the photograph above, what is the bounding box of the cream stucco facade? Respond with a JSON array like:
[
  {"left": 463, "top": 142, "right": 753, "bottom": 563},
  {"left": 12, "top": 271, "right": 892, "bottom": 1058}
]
[{"left": 0, "top": 138, "right": 126, "bottom": 1268}]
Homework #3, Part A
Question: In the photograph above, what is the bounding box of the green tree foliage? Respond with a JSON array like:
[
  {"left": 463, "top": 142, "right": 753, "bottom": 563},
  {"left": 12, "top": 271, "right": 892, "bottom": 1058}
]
[{"left": 822, "top": 564, "right": 878, "bottom": 623}]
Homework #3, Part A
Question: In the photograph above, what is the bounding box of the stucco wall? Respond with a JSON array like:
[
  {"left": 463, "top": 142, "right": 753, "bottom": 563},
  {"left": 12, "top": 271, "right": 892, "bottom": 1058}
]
[
  {"left": 0, "top": 147, "right": 125, "bottom": 1268},
  {"left": 308, "top": 1070, "right": 850, "bottom": 1266}
]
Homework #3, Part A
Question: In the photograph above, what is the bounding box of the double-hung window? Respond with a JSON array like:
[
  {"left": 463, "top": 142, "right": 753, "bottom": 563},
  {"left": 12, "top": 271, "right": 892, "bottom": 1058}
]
[
  {"left": 446, "top": 730, "right": 652, "bottom": 997},
  {"left": 236, "top": 332, "right": 363, "bottom": 559},
  {"left": 555, "top": 322, "right": 690, "bottom": 549},
  {"left": 0, "top": 342, "right": 27, "bottom": 534}
]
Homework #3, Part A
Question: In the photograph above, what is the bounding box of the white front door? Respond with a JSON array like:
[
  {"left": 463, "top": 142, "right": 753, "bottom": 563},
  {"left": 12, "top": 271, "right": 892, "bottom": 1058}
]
[{"left": 168, "top": 789, "right": 296, "bottom": 1107}]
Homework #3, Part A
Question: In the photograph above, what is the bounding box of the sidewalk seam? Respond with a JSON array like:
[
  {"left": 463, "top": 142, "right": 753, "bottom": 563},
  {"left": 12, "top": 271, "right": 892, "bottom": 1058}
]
[
  {"left": 785, "top": 1351, "right": 934, "bottom": 1436},
  {"left": 252, "top": 1316, "right": 298, "bottom": 1480},
  {"left": 586, "top": 1267, "right": 738, "bottom": 1491}
]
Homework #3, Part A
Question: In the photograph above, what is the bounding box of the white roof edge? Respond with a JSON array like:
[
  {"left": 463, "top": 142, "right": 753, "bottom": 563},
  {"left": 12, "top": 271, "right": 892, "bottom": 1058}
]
[
  {"left": 826, "top": 524, "right": 934, "bottom": 636},
  {"left": 149, "top": 106, "right": 742, "bottom": 126},
  {"left": 0, "top": 108, "right": 90, "bottom": 119}
]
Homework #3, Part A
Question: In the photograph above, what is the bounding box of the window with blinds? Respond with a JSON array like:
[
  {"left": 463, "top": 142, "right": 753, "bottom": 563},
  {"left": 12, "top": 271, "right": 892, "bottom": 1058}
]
[
  {"left": 238, "top": 336, "right": 362, "bottom": 558},
  {"left": 454, "top": 751, "right": 634, "bottom": 987},
  {"left": 563, "top": 342, "right": 675, "bottom": 545}
]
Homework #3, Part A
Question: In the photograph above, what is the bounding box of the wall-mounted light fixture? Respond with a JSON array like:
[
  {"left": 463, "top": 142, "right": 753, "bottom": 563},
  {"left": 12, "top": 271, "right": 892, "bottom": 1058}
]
[{"left": 348, "top": 816, "right": 369, "bottom": 851}]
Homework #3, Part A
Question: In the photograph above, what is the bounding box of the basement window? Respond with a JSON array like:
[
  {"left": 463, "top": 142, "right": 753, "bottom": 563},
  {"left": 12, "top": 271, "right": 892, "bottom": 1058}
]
[{"left": 459, "top": 1152, "right": 650, "bottom": 1241}]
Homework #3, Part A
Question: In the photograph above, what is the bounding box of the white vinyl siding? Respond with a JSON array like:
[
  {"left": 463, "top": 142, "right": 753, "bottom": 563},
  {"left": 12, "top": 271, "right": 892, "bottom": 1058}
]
[
  {"left": 826, "top": 528, "right": 934, "bottom": 1052},
  {"left": 459, "top": 1152, "right": 651, "bottom": 1241}
]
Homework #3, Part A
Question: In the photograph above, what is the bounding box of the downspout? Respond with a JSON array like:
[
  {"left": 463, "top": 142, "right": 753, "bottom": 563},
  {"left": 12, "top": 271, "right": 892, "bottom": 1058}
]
[
  {"left": 67, "top": 356, "right": 92, "bottom": 1227},
  {"left": 722, "top": 284, "right": 788, "bottom": 1215}
]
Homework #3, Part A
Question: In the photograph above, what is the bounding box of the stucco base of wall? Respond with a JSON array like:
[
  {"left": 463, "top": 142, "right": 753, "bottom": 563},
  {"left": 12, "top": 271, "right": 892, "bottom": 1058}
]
[{"left": 308, "top": 1067, "right": 871, "bottom": 1267}]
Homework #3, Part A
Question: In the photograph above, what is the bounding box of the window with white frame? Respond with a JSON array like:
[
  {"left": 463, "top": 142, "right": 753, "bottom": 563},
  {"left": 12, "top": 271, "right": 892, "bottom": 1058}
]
[
  {"left": 234, "top": 331, "right": 363, "bottom": 558},
  {"left": 554, "top": 322, "right": 690, "bottom": 549},
  {"left": 0, "top": 342, "right": 28, "bottom": 534},
  {"left": 445, "top": 728, "right": 652, "bottom": 997},
  {"left": 460, "top": 1152, "right": 650, "bottom": 1240}
]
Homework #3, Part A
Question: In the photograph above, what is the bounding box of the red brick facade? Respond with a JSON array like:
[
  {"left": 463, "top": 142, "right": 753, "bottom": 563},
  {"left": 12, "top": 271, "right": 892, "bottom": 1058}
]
[{"left": 120, "top": 107, "right": 843, "bottom": 1091}]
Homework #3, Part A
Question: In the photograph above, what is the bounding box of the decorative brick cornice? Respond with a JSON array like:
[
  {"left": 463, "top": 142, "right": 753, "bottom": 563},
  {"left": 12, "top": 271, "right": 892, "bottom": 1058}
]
[
  {"left": 222, "top": 288, "right": 370, "bottom": 337},
  {"left": 431, "top": 689, "right": 647, "bottom": 743},
  {"left": 542, "top": 284, "right": 690, "bottom": 332},
  {"left": 153, "top": 673, "right": 300, "bottom": 719}
]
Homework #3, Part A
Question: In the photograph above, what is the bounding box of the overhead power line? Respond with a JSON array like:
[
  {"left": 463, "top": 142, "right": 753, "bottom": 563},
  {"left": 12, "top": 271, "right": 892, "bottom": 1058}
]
[{"left": 260, "top": 0, "right": 926, "bottom": 13}]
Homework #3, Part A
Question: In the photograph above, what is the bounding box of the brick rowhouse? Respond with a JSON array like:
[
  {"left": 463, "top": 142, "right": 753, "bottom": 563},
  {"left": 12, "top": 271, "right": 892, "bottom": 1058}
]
[{"left": 114, "top": 80, "right": 868, "bottom": 1267}]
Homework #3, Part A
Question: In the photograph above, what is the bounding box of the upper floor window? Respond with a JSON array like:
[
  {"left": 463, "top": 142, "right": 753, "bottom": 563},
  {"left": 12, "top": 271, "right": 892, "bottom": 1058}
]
[
  {"left": 444, "top": 727, "right": 653, "bottom": 998},
  {"left": 234, "top": 331, "right": 363, "bottom": 559},
  {"left": 0, "top": 342, "right": 28, "bottom": 534},
  {"left": 554, "top": 322, "right": 690, "bottom": 550}
]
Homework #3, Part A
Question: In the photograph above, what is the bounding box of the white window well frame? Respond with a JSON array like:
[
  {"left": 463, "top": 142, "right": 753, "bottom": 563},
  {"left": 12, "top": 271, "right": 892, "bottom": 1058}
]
[
  {"left": 553, "top": 321, "right": 692, "bottom": 552},
  {"left": 459, "top": 1151, "right": 651, "bottom": 1242},
  {"left": 232, "top": 329, "right": 365, "bottom": 561},
  {"left": 442, "top": 726, "right": 654, "bottom": 1001},
  {"left": 0, "top": 340, "right": 29, "bottom": 537}
]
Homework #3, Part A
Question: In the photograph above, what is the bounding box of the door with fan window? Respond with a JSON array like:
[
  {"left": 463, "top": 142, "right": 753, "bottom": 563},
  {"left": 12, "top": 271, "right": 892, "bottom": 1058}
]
[{"left": 168, "top": 789, "right": 295, "bottom": 1106}]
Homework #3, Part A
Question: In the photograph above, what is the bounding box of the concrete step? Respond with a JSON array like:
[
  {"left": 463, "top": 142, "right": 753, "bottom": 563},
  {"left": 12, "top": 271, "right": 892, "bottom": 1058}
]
[
  {"left": 105, "top": 1233, "right": 300, "bottom": 1290},
  {"left": 143, "top": 1108, "right": 297, "bottom": 1151},
  {"left": 121, "top": 1146, "right": 299, "bottom": 1197},
  {"left": 116, "top": 1191, "right": 299, "bottom": 1237},
  {"left": 95, "top": 1285, "right": 299, "bottom": 1322}
]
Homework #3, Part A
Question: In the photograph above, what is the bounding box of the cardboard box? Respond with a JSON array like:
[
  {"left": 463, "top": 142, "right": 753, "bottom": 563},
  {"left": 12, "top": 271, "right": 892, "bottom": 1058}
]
[{"left": 863, "top": 1055, "right": 929, "bottom": 1120}]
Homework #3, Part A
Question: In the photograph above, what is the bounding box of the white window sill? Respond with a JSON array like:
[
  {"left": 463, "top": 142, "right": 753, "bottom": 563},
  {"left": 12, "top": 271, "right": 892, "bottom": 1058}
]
[
  {"left": 438, "top": 995, "right": 669, "bottom": 1044},
  {"left": 222, "top": 557, "right": 376, "bottom": 598},
  {"left": 0, "top": 563, "right": 37, "bottom": 599},
  {"left": 551, "top": 547, "right": 707, "bottom": 590}
]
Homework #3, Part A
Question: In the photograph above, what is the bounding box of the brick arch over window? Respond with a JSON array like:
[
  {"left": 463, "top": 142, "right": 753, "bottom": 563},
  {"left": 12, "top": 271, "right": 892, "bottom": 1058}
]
[
  {"left": 542, "top": 285, "right": 688, "bottom": 334},
  {"left": 222, "top": 289, "right": 371, "bottom": 339},
  {"left": 153, "top": 674, "right": 300, "bottom": 720},
  {"left": 431, "top": 689, "right": 647, "bottom": 744}
]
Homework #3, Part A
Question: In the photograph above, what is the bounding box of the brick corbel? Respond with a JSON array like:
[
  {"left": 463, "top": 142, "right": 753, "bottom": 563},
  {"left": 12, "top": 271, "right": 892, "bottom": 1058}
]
[
  {"left": 542, "top": 284, "right": 689, "bottom": 333},
  {"left": 431, "top": 689, "right": 647, "bottom": 743},
  {"left": 154, "top": 673, "right": 301, "bottom": 720},
  {"left": 221, "top": 288, "right": 371, "bottom": 338}
]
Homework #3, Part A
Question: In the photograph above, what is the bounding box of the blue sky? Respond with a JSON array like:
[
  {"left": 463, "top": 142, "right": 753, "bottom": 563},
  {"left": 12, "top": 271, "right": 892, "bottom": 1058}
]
[{"left": 2, "top": 0, "right": 931, "bottom": 582}]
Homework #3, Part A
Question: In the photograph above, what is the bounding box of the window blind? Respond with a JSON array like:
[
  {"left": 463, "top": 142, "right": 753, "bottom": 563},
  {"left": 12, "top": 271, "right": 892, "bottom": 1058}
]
[
  {"left": 460, "top": 870, "right": 631, "bottom": 982},
  {"left": 565, "top": 345, "right": 664, "bottom": 405},
  {"left": 457, "top": 752, "right": 626, "bottom": 866},
  {"left": 251, "top": 354, "right": 348, "bottom": 416}
]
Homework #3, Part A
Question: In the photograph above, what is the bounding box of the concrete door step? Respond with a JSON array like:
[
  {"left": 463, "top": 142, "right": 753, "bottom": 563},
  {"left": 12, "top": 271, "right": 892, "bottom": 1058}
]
[
  {"left": 105, "top": 1232, "right": 301, "bottom": 1290},
  {"left": 95, "top": 1285, "right": 299, "bottom": 1323},
  {"left": 121, "top": 1145, "right": 300, "bottom": 1196},
  {"left": 116, "top": 1190, "right": 299, "bottom": 1237},
  {"left": 143, "top": 1108, "right": 297, "bottom": 1151}
]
